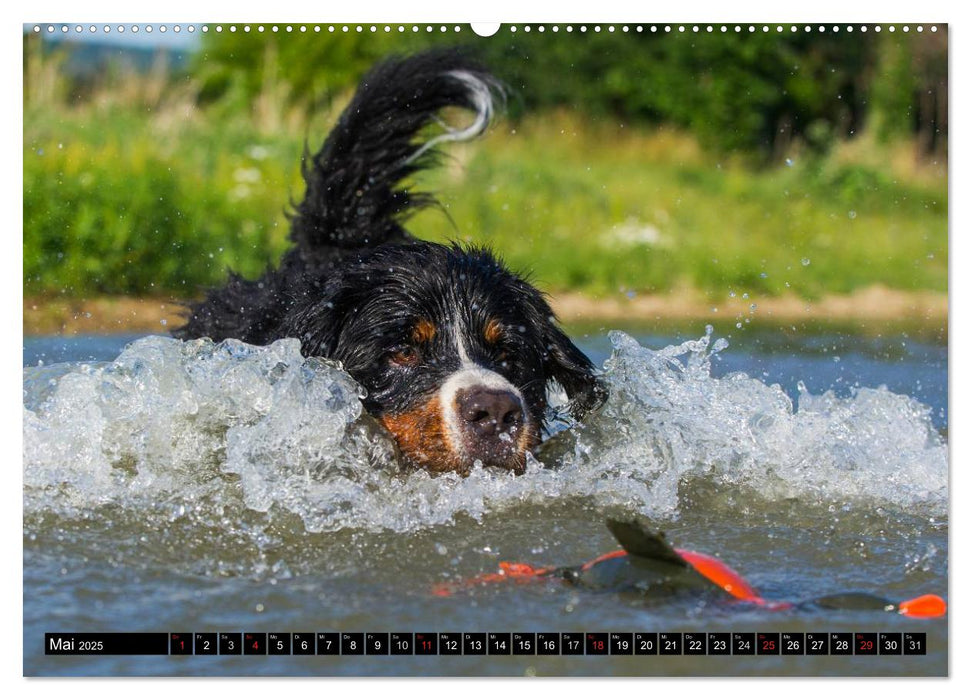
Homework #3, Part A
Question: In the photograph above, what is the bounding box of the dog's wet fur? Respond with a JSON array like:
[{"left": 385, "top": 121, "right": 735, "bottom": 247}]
[{"left": 175, "top": 50, "right": 605, "bottom": 473}]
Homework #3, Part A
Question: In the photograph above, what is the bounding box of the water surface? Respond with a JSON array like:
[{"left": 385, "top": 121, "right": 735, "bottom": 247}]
[{"left": 22, "top": 326, "right": 948, "bottom": 676}]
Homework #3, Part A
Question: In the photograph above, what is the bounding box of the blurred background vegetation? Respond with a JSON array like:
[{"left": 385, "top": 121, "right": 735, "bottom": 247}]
[{"left": 23, "top": 25, "right": 947, "bottom": 305}]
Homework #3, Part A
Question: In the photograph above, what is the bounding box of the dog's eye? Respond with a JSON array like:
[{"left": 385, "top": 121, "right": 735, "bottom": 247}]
[{"left": 389, "top": 345, "right": 420, "bottom": 367}]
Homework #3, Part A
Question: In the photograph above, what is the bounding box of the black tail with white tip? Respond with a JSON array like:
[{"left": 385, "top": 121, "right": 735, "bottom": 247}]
[{"left": 288, "top": 49, "right": 503, "bottom": 256}]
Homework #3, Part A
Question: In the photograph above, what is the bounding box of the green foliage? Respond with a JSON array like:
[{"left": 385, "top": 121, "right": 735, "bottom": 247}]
[
  {"left": 190, "top": 27, "right": 942, "bottom": 161},
  {"left": 193, "top": 29, "right": 442, "bottom": 113},
  {"left": 24, "top": 113, "right": 295, "bottom": 296},
  {"left": 868, "top": 35, "right": 918, "bottom": 141},
  {"left": 22, "top": 29, "right": 948, "bottom": 303},
  {"left": 393, "top": 118, "right": 946, "bottom": 299}
]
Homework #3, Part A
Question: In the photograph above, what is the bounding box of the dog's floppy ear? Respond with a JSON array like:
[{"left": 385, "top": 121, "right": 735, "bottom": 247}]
[
  {"left": 542, "top": 320, "right": 608, "bottom": 418},
  {"left": 517, "top": 281, "right": 607, "bottom": 418}
]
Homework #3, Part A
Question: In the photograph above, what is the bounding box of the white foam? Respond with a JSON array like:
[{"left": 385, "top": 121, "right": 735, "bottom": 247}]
[
  {"left": 564, "top": 329, "right": 948, "bottom": 517},
  {"left": 23, "top": 330, "right": 948, "bottom": 533}
]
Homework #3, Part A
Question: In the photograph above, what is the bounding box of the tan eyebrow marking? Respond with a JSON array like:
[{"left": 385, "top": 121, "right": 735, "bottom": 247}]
[
  {"left": 411, "top": 319, "right": 437, "bottom": 344},
  {"left": 484, "top": 318, "right": 503, "bottom": 345}
]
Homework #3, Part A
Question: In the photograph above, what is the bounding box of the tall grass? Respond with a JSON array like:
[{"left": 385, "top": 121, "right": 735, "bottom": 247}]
[{"left": 23, "top": 48, "right": 947, "bottom": 302}]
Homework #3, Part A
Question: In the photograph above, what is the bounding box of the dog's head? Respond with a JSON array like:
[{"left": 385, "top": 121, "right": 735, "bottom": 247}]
[{"left": 290, "top": 242, "right": 606, "bottom": 473}]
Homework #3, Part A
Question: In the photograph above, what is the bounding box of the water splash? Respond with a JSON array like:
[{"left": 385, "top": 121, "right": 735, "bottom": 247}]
[
  {"left": 563, "top": 329, "right": 947, "bottom": 517},
  {"left": 23, "top": 331, "right": 947, "bottom": 534}
]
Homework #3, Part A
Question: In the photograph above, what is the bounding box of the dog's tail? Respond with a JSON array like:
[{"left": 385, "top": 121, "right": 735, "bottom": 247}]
[{"left": 289, "top": 49, "right": 502, "bottom": 253}]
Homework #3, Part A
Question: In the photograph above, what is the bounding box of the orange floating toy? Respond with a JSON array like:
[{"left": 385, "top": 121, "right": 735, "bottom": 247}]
[{"left": 434, "top": 519, "right": 946, "bottom": 619}]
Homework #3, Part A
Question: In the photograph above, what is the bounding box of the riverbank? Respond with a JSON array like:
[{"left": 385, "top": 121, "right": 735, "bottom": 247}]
[{"left": 24, "top": 286, "right": 947, "bottom": 337}]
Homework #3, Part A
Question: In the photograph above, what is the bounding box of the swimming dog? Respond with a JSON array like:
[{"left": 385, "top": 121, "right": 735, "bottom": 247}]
[{"left": 175, "top": 50, "right": 605, "bottom": 473}]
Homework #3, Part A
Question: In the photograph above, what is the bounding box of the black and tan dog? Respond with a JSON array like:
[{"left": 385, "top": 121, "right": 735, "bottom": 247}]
[{"left": 175, "top": 50, "right": 605, "bottom": 474}]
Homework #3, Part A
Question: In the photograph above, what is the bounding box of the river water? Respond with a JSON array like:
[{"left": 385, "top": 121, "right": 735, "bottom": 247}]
[{"left": 22, "top": 324, "right": 948, "bottom": 676}]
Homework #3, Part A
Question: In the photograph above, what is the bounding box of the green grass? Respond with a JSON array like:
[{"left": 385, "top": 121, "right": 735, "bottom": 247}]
[{"left": 23, "top": 95, "right": 947, "bottom": 301}]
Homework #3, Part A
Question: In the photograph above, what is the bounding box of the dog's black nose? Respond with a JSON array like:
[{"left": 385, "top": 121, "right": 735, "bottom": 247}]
[{"left": 457, "top": 388, "right": 524, "bottom": 438}]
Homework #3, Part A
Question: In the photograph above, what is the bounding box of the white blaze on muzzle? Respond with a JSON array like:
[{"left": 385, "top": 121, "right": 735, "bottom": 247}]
[{"left": 439, "top": 319, "right": 529, "bottom": 461}]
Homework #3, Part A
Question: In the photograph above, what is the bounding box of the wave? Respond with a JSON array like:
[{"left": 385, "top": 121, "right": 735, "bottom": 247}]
[{"left": 23, "top": 330, "right": 948, "bottom": 533}]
